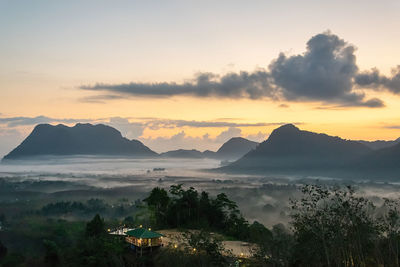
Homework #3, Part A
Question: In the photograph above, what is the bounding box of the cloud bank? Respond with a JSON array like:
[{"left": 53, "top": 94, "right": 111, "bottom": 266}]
[
  {"left": 0, "top": 116, "right": 95, "bottom": 127},
  {"left": 80, "top": 31, "right": 395, "bottom": 108},
  {"left": 355, "top": 66, "right": 400, "bottom": 94},
  {"left": 81, "top": 71, "right": 275, "bottom": 100},
  {"left": 140, "top": 127, "right": 267, "bottom": 153}
]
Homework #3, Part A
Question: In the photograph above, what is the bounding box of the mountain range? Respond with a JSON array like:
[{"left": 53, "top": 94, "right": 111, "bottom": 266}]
[
  {"left": 356, "top": 138, "right": 400, "bottom": 150},
  {"left": 159, "top": 137, "right": 258, "bottom": 160},
  {"left": 2, "top": 123, "right": 257, "bottom": 161},
  {"left": 3, "top": 123, "right": 400, "bottom": 179},
  {"left": 224, "top": 124, "right": 400, "bottom": 178}
]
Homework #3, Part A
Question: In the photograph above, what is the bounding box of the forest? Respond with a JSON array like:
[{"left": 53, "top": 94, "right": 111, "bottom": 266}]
[{"left": 1, "top": 184, "right": 400, "bottom": 266}]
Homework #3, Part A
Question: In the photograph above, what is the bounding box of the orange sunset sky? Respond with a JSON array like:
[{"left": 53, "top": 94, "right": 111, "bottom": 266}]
[{"left": 1, "top": 0, "right": 400, "bottom": 156}]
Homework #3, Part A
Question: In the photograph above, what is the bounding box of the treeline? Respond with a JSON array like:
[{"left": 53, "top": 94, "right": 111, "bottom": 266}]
[
  {"left": 286, "top": 184, "right": 400, "bottom": 267},
  {"left": 144, "top": 184, "right": 400, "bottom": 267},
  {"left": 40, "top": 198, "right": 138, "bottom": 219},
  {"left": 0, "top": 214, "right": 235, "bottom": 267},
  {"left": 143, "top": 184, "right": 252, "bottom": 240},
  {"left": 0, "top": 214, "right": 137, "bottom": 267},
  {"left": 143, "top": 185, "right": 293, "bottom": 266},
  {"left": 3, "top": 184, "right": 400, "bottom": 266}
]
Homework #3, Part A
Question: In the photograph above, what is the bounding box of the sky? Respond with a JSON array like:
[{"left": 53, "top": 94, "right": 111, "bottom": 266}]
[{"left": 1, "top": 0, "right": 400, "bottom": 156}]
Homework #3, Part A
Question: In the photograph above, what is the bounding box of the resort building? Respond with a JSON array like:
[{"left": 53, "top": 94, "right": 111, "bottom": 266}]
[{"left": 109, "top": 226, "right": 164, "bottom": 256}]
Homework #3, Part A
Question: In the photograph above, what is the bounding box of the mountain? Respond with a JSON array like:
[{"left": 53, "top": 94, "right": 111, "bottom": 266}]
[
  {"left": 160, "top": 137, "right": 258, "bottom": 160},
  {"left": 3, "top": 123, "right": 157, "bottom": 160},
  {"left": 226, "top": 124, "right": 372, "bottom": 173},
  {"left": 160, "top": 149, "right": 204, "bottom": 158},
  {"left": 356, "top": 138, "right": 400, "bottom": 150},
  {"left": 215, "top": 137, "right": 258, "bottom": 160},
  {"left": 202, "top": 150, "right": 217, "bottom": 158},
  {"left": 357, "top": 142, "right": 400, "bottom": 170}
]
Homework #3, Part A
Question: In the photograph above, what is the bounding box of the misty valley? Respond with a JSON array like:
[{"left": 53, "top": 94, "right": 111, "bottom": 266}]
[
  {"left": 1, "top": 123, "right": 400, "bottom": 266},
  {"left": 3, "top": 2, "right": 400, "bottom": 265},
  {"left": 1, "top": 126, "right": 400, "bottom": 267}
]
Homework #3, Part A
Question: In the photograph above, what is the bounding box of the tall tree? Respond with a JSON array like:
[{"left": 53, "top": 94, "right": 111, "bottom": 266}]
[
  {"left": 143, "top": 187, "right": 170, "bottom": 227},
  {"left": 291, "top": 185, "right": 379, "bottom": 267},
  {"left": 0, "top": 240, "right": 7, "bottom": 260},
  {"left": 86, "top": 214, "right": 105, "bottom": 237}
]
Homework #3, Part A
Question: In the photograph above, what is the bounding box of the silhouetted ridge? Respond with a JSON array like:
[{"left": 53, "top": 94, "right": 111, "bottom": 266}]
[
  {"left": 160, "top": 137, "right": 259, "bottom": 160},
  {"left": 269, "top": 123, "right": 300, "bottom": 136},
  {"left": 216, "top": 137, "right": 258, "bottom": 159},
  {"left": 357, "top": 141, "right": 400, "bottom": 169},
  {"left": 227, "top": 124, "right": 372, "bottom": 172},
  {"left": 3, "top": 123, "right": 157, "bottom": 159},
  {"left": 357, "top": 137, "right": 400, "bottom": 150},
  {"left": 160, "top": 149, "right": 204, "bottom": 158}
]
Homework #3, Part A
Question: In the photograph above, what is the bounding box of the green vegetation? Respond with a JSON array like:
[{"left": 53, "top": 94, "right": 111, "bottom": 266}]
[
  {"left": 2, "top": 184, "right": 400, "bottom": 266},
  {"left": 288, "top": 185, "right": 400, "bottom": 267},
  {"left": 40, "top": 198, "right": 138, "bottom": 219},
  {"left": 143, "top": 184, "right": 251, "bottom": 240}
]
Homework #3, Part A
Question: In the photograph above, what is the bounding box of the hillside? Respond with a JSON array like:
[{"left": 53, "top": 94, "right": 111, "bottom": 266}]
[
  {"left": 215, "top": 137, "right": 258, "bottom": 160},
  {"left": 3, "top": 123, "right": 157, "bottom": 160},
  {"left": 226, "top": 124, "right": 373, "bottom": 173},
  {"left": 356, "top": 138, "right": 400, "bottom": 150},
  {"left": 160, "top": 149, "right": 204, "bottom": 158},
  {"left": 160, "top": 137, "right": 258, "bottom": 160}
]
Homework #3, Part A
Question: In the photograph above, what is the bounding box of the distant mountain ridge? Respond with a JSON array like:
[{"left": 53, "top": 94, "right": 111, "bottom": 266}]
[
  {"left": 227, "top": 124, "right": 372, "bottom": 172},
  {"left": 356, "top": 141, "right": 400, "bottom": 170},
  {"left": 215, "top": 137, "right": 258, "bottom": 160},
  {"left": 3, "top": 123, "right": 259, "bottom": 161},
  {"left": 160, "top": 149, "right": 205, "bottom": 158},
  {"left": 4, "top": 123, "right": 399, "bottom": 178},
  {"left": 160, "top": 137, "right": 259, "bottom": 160},
  {"left": 3, "top": 123, "right": 157, "bottom": 160},
  {"left": 223, "top": 124, "right": 400, "bottom": 178},
  {"left": 356, "top": 138, "right": 400, "bottom": 150}
]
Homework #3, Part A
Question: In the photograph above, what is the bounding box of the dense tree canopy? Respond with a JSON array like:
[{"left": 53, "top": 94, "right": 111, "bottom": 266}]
[
  {"left": 143, "top": 184, "right": 251, "bottom": 240},
  {"left": 3, "top": 184, "right": 400, "bottom": 266}
]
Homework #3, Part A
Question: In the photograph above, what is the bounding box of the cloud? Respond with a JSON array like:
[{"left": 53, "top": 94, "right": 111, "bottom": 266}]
[
  {"left": 355, "top": 66, "right": 400, "bottom": 94},
  {"left": 269, "top": 31, "right": 382, "bottom": 107},
  {"left": 0, "top": 116, "right": 94, "bottom": 127},
  {"left": 107, "top": 117, "right": 145, "bottom": 139},
  {"left": 382, "top": 125, "right": 400, "bottom": 129},
  {"left": 0, "top": 115, "right": 297, "bottom": 131},
  {"left": 139, "top": 127, "right": 270, "bottom": 153},
  {"left": 215, "top": 127, "right": 242, "bottom": 143},
  {"left": 0, "top": 126, "right": 25, "bottom": 158},
  {"left": 140, "top": 127, "right": 261, "bottom": 153},
  {"left": 81, "top": 71, "right": 275, "bottom": 100},
  {"left": 143, "top": 119, "right": 295, "bottom": 130},
  {"left": 140, "top": 131, "right": 215, "bottom": 152},
  {"left": 246, "top": 131, "right": 267, "bottom": 142},
  {"left": 80, "top": 94, "right": 125, "bottom": 104},
  {"left": 79, "top": 31, "right": 390, "bottom": 108}
]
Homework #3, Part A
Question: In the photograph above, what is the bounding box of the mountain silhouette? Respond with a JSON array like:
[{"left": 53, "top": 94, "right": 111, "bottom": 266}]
[
  {"left": 357, "top": 141, "right": 400, "bottom": 170},
  {"left": 160, "top": 137, "right": 258, "bottom": 160},
  {"left": 215, "top": 137, "right": 258, "bottom": 160},
  {"left": 160, "top": 149, "right": 204, "bottom": 158},
  {"left": 356, "top": 138, "right": 400, "bottom": 150},
  {"left": 3, "top": 123, "right": 156, "bottom": 160},
  {"left": 226, "top": 124, "right": 372, "bottom": 173}
]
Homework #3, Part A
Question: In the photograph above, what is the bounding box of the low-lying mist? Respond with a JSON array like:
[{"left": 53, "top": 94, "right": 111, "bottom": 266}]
[{"left": 1, "top": 156, "right": 400, "bottom": 227}]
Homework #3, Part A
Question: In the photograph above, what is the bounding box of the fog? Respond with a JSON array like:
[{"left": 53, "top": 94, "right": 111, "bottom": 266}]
[{"left": 1, "top": 156, "right": 400, "bottom": 227}]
